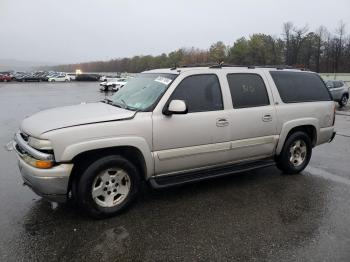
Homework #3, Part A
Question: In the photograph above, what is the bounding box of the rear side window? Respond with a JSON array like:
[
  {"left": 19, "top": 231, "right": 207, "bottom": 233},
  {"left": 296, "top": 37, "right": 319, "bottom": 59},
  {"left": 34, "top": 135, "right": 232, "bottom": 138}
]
[
  {"left": 170, "top": 74, "right": 223, "bottom": 113},
  {"left": 270, "top": 71, "right": 331, "bottom": 103},
  {"left": 226, "top": 73, "right": 270, "bottom": 108}
]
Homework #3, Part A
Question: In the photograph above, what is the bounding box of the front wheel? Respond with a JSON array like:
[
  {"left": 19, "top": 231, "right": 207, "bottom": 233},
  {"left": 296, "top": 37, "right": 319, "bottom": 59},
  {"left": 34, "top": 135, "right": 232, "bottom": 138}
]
[
  {"left": 338, "top": 95, "right": 348, "bottom": 107},
  {"left": 276, "top": 131, "right": 312, "bottom": 175},
  {"left": 76, "top": 155, "right": 141, "bottom": 218}
]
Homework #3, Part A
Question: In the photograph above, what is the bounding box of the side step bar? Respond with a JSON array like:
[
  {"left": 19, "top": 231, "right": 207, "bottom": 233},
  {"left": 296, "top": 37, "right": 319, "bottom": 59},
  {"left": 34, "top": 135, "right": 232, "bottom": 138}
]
[{"left": 149, "top": 158, "right": 275, "bottom": 189}]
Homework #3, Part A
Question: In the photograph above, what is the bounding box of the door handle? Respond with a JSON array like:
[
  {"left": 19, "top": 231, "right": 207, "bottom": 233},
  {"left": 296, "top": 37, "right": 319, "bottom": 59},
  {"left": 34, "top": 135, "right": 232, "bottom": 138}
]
[
  {"left": 262, "top": 114, "right": 272, "bottom": 122},
  {"left": 216, "top": 118, "right": 229, "bottom": 127}
]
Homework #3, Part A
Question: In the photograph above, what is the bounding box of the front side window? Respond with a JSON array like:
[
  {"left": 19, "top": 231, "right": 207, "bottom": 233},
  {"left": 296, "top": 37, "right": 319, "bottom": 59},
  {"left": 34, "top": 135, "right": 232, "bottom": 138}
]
[
  {"left": 110, "top": 73, "right": 177, "bottom": 111},
  {"left": 169, "top": 74, "right": 223, "bottom": 113},
  {"left": 227, "top": 73, "right": 270, "bottom": 108}
]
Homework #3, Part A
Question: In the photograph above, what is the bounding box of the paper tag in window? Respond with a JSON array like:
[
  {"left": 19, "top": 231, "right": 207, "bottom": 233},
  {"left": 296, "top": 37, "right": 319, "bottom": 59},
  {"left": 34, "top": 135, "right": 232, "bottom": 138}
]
[{"left": 154, "top": 76, "right": 172, "bottom": 85}]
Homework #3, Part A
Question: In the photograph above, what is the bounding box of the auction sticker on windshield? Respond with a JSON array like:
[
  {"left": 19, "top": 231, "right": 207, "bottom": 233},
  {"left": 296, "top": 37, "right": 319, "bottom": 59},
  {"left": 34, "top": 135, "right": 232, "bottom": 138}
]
[{"left": 154, "top": 76, "right": 172, "bottom": 85}]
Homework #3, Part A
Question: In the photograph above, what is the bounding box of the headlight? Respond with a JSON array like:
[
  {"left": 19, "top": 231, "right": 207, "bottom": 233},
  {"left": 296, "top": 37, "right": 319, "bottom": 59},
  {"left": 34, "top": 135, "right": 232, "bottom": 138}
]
[{"left": 28, "top": 137, "right": 53, "bottom": 150}]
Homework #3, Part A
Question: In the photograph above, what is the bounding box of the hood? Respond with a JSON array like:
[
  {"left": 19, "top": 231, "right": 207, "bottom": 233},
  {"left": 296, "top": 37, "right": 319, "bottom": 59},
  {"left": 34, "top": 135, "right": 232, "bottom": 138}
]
[{"left": 21, "top": 102, "right": 135, "bottom": 137}]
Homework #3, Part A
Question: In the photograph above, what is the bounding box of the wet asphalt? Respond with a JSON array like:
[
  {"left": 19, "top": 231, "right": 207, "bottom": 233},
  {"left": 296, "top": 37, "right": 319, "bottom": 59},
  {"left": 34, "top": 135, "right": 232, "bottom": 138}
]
[{"left": 0, "top": 81, "right": 350, "bottom": 262}]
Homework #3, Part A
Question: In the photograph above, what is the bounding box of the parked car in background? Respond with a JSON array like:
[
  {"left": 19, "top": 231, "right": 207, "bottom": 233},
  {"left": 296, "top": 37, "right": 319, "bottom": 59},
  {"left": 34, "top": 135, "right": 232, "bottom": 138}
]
[
  {"left": 48, "top": 74, "right": 70, "bottom": 82},
  {"left": 100, "top": 75, "right": 118, "bottom": 82},
  {"left": 76, "top": 74, "right": 101, "bottom": 81},
  {"left": 12, "top": 66, "right": 336, "bottom": 218},
  {"left": 99, "top": 78, "right": 128, "bottom": 91},
  {"left": 17, "top": 73, "right": 42, "bottom": 82},
  {"left": 12, "top": 72, "right": 26, "bottom": 81},
  {"left": 67, "top": 73, "right": 76, "bottom": 81},
  {"left": 0, "top": 74, "right": 12, "bottom": 82},
  {"left": 325, "top": 80, "right": 349, "bottom": 107}
]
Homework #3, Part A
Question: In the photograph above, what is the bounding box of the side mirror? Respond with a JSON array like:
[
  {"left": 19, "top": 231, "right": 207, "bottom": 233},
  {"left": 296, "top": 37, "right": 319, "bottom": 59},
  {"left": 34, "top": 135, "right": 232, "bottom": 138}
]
[{"left": 163, "top": 100, "right": 188, "bottom": 115}]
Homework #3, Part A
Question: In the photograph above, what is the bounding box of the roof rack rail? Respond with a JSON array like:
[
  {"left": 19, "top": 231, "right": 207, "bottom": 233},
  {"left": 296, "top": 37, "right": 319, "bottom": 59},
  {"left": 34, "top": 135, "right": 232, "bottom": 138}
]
[
  {"left": 179, "top": 63, "right": 217, "bottom": 68},
  {"left": 169, "top": 63, "right": 307, "bottom": 71}
]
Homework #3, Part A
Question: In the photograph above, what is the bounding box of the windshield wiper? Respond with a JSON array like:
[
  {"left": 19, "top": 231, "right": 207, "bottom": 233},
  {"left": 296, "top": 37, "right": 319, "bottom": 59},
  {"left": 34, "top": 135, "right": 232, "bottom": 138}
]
[
  {"left": 121, "top": 99, "right": 128, "bottom": 109},
  {"left": 102, "top": 98, "right": 113, "bottom": 104},
  {"left": 102, "top": 98, "right": 124, "bottom": 109},
  {"left": 119, "top": 99, "right": 140, "bottom": 111},
  {"left": 103, "top": 98, "right": 140, "bottom": 111}
]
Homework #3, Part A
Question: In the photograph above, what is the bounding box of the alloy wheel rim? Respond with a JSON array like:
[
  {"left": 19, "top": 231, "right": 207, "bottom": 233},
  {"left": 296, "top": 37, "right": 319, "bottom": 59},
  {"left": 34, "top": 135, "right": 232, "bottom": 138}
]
[
  {"left": 91, "top": 168, "right": 131, "bottom": 208},
  {"left": 289, "top": 139, "right": 307, "bottom": 167}
]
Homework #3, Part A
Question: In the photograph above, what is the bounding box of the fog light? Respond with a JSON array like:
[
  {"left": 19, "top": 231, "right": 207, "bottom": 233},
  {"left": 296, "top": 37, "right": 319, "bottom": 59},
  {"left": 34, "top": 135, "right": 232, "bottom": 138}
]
[{"left": 35, "top": 160, "right": 54, "bottom": 169}]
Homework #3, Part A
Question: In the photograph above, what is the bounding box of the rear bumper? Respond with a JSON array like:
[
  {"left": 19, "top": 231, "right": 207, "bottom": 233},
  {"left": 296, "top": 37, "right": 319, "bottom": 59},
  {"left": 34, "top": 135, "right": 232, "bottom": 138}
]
[
  {"left": 17, "top": 155, "right": 73, "bottom": 203},
  {"left": 317, "top": 126, "right": 335, "bottom": 145}
]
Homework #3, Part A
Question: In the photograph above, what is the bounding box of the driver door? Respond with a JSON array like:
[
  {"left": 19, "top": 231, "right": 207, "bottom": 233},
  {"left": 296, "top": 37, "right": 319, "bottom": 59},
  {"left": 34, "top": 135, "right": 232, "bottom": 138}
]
[{"left": 152, "top": 74, "right": 231, "bottom": 175}]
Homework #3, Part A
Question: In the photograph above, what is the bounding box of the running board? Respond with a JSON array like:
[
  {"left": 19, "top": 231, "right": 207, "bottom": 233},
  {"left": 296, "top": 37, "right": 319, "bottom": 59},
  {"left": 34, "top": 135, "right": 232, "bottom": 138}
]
[{"left": 149, "top": 159, "right": 275, "bottom": 189}]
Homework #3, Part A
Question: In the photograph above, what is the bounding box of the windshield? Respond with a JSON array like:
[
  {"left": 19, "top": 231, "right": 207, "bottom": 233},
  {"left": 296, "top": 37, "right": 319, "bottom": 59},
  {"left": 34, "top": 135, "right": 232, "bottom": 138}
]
[{"left": 109, "top": 73, "right": 177, "bottom": 111}]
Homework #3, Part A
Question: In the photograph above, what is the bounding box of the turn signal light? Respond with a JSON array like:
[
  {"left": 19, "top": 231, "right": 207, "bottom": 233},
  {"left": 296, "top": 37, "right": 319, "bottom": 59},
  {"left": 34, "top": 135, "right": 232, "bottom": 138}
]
[{"left": 35, "top": 160, "right": 54, "bottom": 169}]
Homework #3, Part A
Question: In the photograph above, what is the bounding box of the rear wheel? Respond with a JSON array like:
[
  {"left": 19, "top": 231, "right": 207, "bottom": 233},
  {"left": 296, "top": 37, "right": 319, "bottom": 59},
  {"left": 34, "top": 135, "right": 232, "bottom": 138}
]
[
  {"left": 339, "top": 94, "right": 348, "bottom": 107},
  {"left": 76, "top": 155, "right": 140, "bottom": 218},
  {"left": 276, "top": 131, "right": 312, "bottom": 174}
]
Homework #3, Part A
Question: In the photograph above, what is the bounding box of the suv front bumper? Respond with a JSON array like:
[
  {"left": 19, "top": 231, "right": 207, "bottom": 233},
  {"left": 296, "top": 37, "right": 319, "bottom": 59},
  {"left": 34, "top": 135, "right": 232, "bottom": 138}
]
[
  {"left": 17, "top": 156, "right": 73, "bottom": 203},
  {"left": 13, "top": 133, "right": 73, "bottom": 203}
]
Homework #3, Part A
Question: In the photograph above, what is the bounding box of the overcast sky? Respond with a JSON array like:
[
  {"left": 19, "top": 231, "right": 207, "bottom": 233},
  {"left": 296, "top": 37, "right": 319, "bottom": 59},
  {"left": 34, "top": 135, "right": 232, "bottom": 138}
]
[{"left": 1, "top": 0, "right": 350, "bottom": 65}]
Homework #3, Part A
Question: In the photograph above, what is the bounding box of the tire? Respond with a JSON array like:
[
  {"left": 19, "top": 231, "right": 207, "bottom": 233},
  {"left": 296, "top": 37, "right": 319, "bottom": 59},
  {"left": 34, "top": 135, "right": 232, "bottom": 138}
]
[
  {"left": 276, "top": 131, "right": 312, "bottom": 175},
  {"left": 76, "top": 155, "right": 141, "bottom": 218},
  {"left": 338, "top": 94, "right": 348, "bottom": 107}
]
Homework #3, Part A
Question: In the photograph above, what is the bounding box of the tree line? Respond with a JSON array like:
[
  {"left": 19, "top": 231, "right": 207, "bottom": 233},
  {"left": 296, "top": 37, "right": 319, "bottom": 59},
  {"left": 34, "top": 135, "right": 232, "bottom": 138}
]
[{"left": 48, "top": 21, "right": 350, "bottom": 73}]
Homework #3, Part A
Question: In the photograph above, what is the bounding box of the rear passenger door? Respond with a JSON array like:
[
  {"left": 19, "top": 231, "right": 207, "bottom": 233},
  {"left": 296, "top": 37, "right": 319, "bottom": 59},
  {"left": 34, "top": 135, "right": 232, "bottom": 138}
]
[{"left": 226, "top": 73, "right": 278, "bottom": 162}]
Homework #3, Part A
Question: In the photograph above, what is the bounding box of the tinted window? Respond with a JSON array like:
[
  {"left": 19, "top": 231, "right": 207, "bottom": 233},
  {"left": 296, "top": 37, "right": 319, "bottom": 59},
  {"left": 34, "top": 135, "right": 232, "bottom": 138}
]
[
  {"left": 271, "top": 71, "right": 332, "bottom": 103},
  {"left": 227, "top": 73, "right": 270, "bottom": 108},
  {"left": 170, "top": 74, "right": 223, "bottom": 113}
]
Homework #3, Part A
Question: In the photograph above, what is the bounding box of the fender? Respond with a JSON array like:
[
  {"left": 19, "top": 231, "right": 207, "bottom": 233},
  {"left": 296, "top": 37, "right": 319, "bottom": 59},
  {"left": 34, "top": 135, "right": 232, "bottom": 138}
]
[
  {"left": 58, "top": 136, "right": 154, "bottom": 177},
  {"left": 275, "top": 118, "right": 319, "bottom": 155}
]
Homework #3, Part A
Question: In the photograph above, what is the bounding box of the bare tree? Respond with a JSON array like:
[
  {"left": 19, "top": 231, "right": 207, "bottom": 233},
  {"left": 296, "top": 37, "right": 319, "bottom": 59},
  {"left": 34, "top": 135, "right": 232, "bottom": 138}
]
[
  {"left": 283, "top": 22, "right": 293, "bottom": 64},
  {"left": 315, "top": 26, "right": 327, "bottom": 72},
  {"left": 334, "top": 20, "right": 346, "bottom": 73}
]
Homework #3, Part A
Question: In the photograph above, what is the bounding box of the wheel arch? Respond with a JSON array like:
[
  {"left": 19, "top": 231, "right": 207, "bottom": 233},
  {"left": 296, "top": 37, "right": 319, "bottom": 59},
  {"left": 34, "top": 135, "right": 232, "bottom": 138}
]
[
  {"left": 68, "top": 145, "right": 149, "bottom": 194},
  {"left": 276, "top": 119, "right": 318, "bottom": 155}
]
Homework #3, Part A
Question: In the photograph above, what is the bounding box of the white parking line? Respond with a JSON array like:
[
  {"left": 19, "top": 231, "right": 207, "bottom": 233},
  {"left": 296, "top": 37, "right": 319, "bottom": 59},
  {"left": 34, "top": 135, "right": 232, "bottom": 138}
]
[{"left": 306, "top": 166, "right": 350, "bottom": 186}]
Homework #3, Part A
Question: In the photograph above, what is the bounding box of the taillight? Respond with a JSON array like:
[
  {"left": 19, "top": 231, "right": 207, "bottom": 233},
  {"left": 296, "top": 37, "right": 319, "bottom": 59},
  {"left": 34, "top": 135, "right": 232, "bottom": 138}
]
[{"left": 332, "top": 103, "right": 336, "bottom": 126}]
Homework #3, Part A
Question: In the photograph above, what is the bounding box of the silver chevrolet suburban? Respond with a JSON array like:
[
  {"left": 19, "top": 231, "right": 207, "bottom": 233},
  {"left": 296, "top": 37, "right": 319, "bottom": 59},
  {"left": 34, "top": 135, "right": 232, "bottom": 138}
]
[{"left": 13, "top": 66, "right": 336, "bottom": 218}]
